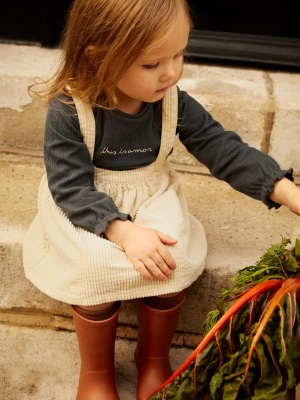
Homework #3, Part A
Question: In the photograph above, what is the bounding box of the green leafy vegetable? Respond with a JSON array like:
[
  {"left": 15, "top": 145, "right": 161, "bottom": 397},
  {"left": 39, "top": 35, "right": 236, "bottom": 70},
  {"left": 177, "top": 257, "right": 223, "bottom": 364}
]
[
  {"left": 148, "top": 238, "right": 300, "bottom": 400},
  {"left": 203, "top": 238, "right": 300, "bottom": 336}
]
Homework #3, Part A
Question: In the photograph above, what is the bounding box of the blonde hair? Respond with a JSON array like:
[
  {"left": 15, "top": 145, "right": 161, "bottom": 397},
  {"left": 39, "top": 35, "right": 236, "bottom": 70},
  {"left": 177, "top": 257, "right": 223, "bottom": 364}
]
[{"left": 29, "top": 0, "right": 192, "bottom": 109}]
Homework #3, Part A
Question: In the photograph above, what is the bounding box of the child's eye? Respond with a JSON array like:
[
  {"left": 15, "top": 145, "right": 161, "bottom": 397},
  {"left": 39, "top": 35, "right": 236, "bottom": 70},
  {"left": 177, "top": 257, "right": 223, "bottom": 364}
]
[{"left": 143, "top": 63, "right": 159, "bottom": 70}]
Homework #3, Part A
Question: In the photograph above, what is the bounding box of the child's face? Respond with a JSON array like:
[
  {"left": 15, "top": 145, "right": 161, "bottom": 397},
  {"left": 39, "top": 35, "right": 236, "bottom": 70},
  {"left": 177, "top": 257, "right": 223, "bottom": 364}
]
[{"left": 116, "top": 14, "right": 190, "bottom": 114}]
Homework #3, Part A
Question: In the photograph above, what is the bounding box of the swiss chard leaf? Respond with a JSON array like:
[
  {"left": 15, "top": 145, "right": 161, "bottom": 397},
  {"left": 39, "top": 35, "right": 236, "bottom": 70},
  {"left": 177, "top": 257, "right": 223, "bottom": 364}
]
[
  {"left": 149, "top": 279, "right": 300, "bottom": 400},
  {"left": 286, "top": 254, "right": 299, "bottom": 272},
  {"left": 295, "top": 238, "right": 300, "bottom": 261},
  {"left": 149, "top": 239, "right": 300, "bottom": 400},
  {"left": 202, "top": 238, "right": 300, "bottom": 336}
]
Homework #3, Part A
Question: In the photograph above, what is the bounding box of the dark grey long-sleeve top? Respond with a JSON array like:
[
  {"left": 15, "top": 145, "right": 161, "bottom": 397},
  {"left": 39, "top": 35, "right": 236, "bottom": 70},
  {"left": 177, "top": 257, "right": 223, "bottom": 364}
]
[{"left": 44, "top": 87, "right": 293, "bottom": 236}]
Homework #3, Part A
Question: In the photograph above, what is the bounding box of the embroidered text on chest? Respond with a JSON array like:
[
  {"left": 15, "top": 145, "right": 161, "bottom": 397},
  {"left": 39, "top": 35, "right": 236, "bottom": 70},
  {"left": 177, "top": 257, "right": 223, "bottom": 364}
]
[{"left": 100, "top": 147, "right": 153, "bottom": 155}]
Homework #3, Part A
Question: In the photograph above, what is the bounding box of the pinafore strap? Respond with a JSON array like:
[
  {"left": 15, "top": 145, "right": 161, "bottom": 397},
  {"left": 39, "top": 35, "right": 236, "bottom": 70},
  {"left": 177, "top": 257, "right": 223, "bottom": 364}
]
[
  {"left": 153, "top": 85, "right": 178, "bottom": 169},
  {"left": 72, "top": 98, "right": 96, "bottom": 159},
  {"left": 73, "top": 85, "right": 178, "bottom": 166}
]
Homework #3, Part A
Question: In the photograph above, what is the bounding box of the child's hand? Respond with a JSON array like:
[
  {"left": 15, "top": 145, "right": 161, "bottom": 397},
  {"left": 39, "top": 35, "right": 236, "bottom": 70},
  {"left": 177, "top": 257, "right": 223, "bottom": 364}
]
[
  {"left": 105, "top": 220, "right": 177, "bottom": 281},
  {"left": 285, "top": 186, "right": 300, "bottom": 217},
  {"left": 268, "top": 177, "right": 300, "bottom": 216}
]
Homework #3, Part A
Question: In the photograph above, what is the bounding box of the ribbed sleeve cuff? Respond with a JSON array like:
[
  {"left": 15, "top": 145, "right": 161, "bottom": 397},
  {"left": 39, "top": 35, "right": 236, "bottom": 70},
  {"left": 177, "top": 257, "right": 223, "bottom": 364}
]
[
  {"left": 261, "top": 168, "right": 294, "bottom": 209},
  {"left": 94, "top": 212, "right": 131, "bottom": 236}
]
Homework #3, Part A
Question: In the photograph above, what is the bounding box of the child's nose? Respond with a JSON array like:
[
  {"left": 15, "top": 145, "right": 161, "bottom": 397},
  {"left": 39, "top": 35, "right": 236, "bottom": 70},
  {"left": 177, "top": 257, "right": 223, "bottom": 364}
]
[{"left": 160, "top": 64, "right": 176, "bottom": 82}]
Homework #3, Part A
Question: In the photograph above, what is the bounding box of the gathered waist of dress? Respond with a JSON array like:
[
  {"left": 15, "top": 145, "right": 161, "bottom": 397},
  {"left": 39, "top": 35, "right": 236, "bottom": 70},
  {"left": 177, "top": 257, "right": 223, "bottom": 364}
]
[{"left": 94, "top": 159, "right": 172, "bottom": 185}]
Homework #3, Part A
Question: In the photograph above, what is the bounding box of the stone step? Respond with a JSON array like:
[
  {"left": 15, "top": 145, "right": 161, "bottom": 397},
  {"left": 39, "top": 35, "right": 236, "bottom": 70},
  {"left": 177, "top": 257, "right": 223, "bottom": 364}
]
[
  {"left": 1, "top": 151, "right": 299, "bottom": 338},
  {"left": 1, "top": 44, "right": 300, "bottom": 173}
]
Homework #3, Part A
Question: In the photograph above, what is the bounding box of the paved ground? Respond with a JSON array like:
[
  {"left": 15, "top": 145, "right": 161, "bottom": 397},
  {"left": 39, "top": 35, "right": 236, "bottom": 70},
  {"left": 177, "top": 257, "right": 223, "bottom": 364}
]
[{"left": 0, "top": 325, "right": 194, "bottom": 400}]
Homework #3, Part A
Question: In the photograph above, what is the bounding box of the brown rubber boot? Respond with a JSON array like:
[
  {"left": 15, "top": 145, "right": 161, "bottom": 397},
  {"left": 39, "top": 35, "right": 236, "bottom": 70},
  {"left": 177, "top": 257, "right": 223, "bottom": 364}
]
[
  {"left": 134, "top": 293, "right": 185, "bottom": 400},
  {"left": 71, "top": 304, "right": 120, "bottom": 400}
]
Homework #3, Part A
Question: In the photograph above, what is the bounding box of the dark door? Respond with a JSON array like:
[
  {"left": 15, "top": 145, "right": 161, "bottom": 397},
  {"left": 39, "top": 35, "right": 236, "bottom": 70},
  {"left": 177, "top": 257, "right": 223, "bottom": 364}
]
[
  {"left": 1, "top": 0, "right": 299, "bottom": 67},
  {"left": 0, "top": 0, "right": 72, "bottom": 47},
  {"left": 187, "top": 0, "right": 300, "bottom": 67}
]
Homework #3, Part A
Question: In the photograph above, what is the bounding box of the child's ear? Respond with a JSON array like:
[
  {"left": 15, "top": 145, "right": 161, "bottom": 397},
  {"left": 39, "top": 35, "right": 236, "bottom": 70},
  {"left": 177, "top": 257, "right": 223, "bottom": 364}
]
[{"left": 84, "top": 45, "right": 95, "bottom": 57}]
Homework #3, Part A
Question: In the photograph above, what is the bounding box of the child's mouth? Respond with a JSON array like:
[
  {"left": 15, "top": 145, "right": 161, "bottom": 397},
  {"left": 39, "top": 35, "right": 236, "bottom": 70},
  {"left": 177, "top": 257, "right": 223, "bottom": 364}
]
[{"left": 156, "top": 85, "right": 170, "bottom": 93}]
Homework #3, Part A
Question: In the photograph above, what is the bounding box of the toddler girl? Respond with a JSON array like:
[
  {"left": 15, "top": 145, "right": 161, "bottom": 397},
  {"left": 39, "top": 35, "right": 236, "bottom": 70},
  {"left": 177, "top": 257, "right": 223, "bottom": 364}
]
[{"left": 23, "top": 0, "right": 300, "bottom": 399}]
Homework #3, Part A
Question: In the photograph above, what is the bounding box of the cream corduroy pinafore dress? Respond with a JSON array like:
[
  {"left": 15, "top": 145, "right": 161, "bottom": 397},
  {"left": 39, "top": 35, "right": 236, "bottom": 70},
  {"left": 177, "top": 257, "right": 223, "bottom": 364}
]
[{"left": 23, "top": 86, "right": 207, "bottom": 306}]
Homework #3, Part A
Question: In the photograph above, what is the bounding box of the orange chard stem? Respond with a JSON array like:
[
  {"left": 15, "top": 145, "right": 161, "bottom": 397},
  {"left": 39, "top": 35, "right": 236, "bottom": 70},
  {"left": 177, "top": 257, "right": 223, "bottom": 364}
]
[
  {"left": 237, "top": 278, "right": 300, "bottom": 390},
  {"left": 148, "top": 279, "right": 283, "bottom": 399}
]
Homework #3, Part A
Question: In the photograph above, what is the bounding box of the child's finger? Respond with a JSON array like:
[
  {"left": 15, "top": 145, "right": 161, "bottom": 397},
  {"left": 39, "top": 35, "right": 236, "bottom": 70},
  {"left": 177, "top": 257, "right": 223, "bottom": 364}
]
[
  {"left": 155, "top": 230, "right": 177, "bottom": 245},
  {"left": 132, "top": 260, "right": 153, "bottom": 280},
  {"left": 143, "top": 259, "right": 169, "bottom": 282},
  {"left": 151, "top": 254, "right": 173, "bottom": 278},
  {"left": 158, "top": 243, "right": 177, "bottom": 270}
]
